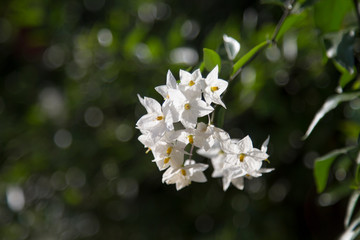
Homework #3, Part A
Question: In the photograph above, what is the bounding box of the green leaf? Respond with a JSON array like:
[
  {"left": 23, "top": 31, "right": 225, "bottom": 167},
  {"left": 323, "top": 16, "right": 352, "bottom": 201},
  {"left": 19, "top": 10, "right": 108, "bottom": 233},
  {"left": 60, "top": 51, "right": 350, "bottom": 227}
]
[
  {"left": 314, "top": 146, "right": 355, "bottom": 193},
  {"left": 324, "top": 30, "right": 355, "bottom": 74},
  {"left": 303, "top": 91, "right": 360, "bottom": 139},
  {"left": 203, "top": 48, "right": 221, "bottom": 72},
  {"left": 314, "top": 0, "right": 353, "bottom": 34},
  {"left": 345, "top": 191, "right": 360, "bottom": 228},
  {"left": 276, "top": 10, "right": 307, "bottom": 41},
  {"left": 231, "top": 41, "right": 269, "bottom": 76}
]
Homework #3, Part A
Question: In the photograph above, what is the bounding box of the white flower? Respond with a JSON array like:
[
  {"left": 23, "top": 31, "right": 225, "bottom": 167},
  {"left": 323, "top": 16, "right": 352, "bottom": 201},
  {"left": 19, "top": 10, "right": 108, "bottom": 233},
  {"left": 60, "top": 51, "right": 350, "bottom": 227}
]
[
  {"left": 203, "top": 66, "right": 228, "bottom": 108},
  {"left": 155, "top": 70, "right": 178, "bottom": 99},
  {"left": 136, "top": 95, "right": 173, "bottom": 139},
  {"left": 197, "top": 141, "right": 226, "bottom": 177},
  {"left": 176, "top": 122, "right": 214, "bottom": 150},
  {"left": 151, "top": 141, "right": 186, "bottom": 171},
  {"left": 167, "top": 89, "right": 214, "bottom": 129},
  {"left": 178, "top": 69, "right": 203, "bottom": 99},
  {"left": 220, "top": 136, "right": 273, "bottom": 191},
  {"left": 162, "top": 160, "right": 208, "bottom": 190}
]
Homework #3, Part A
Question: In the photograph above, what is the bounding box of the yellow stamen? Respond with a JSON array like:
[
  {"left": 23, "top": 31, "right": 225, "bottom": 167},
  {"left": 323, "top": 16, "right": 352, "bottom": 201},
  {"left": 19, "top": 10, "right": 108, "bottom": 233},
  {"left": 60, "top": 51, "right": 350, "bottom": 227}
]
[
  {"left": 181, "top": 169, "right": 186, "bottom": 176},
  {"left": 239, "top": 153, "right": 246, "bottom": 162},
  {"left": 189, "top": 80, "right": 195, "bottom": 86},
  {"left": 246, "top": 174, "right": 250, "bottom": 177},
  {"left": 265, "top": 159, "right": 270, "bottom": 163},
  {"left": 219, "top": 150, "right": 224, "bottom": 154},
  {"left": 145, "top": 148, "right": 151, "bottom": 154},
  {"left": 166, "top": 147, "right": 172, "bottom": 155},
  {"left": 184, "top": 103, "right": 191, "bottom": 110},
  {"left": 188, "top": 135, "right": 194, "bottom": 145},
  {"left": 166, "top": 94, "right": 170, "bottom": 99},
  {"left": 156, "top": 116, "right": 164, "bottom": 121},
  {"left": 164, "top": 157, "right": 170, "bottom": 164},
  {"left": 211, "top": 86, "right": 219, "bottom": 92}
]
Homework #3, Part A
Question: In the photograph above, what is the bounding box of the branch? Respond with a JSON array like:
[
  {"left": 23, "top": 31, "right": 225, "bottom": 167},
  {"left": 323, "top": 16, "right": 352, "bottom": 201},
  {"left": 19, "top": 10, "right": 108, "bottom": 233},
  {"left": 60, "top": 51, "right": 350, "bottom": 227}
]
[{"left": 229, "top": 0, "right": 294, "bottom": 81}]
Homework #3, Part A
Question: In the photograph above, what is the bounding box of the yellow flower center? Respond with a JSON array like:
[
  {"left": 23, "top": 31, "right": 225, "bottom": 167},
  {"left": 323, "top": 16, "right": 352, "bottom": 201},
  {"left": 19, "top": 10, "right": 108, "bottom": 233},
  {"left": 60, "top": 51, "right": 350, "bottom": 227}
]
[
  {"left": 156, "top": 116, "right": 164, "bottom": 121},
  {"left": 239, "top": 153, "right": 246, "bottom": 162},
  {"left": 164, "top": 157, "right": 170, "bottom": 164},
  {"left": 189, "top": 80, "right": 195, "bottom": 86},
  {"left": 166, "top": 147, "right": 172, "bottom": 155},
  {"left": 188, "top": 135, "right": 194, "bottom": 144},
  {"left": 211, "top": 86, "right": 219, "bottom": 92},
  {"left": 145, "top": 148, "right": 151, "bottom": 154},
  {"left": 184, "top": 103, "right": 191, "bottom": 110},
  {"left": 181, "top": 169, "right": 186, "bottom": 176}
]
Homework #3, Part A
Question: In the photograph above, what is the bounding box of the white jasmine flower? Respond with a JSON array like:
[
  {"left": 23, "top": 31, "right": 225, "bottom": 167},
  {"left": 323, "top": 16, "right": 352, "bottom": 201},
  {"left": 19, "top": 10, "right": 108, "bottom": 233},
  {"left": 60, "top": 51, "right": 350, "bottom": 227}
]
[
  {"left": 176, "top": 122, "right": 214, "bottom": 150},
  {"left": 155, "top": 70, "right": 178, "bottom": 99},
  {"left": 178, "top": 69, "right": 203, "bottom": 99},
  {"left": 152, "top": 141, "right": 186, "bottom": 171},
  {"left": 136, "top": 95, "right": 173, "bottom": 139},
  {"left": 162, "top": 160, "right": 208, "bottom": 190},
  {"left": 203, "top": 66, "right": 228, "bottom": 108},
  {"left": 167, "top": 89, "right": 214, "bottom": 129}
]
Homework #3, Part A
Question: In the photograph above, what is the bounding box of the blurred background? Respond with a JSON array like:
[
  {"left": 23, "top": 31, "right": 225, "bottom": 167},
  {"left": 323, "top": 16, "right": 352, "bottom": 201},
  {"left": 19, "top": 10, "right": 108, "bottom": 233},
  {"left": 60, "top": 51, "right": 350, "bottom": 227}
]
[{"left": 0, "top": 0, "right": 358, "bottom": 239}]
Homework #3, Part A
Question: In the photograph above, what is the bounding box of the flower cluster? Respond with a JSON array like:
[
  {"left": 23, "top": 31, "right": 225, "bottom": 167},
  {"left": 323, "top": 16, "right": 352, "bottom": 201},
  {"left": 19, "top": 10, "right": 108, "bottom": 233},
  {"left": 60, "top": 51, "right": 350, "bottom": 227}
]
[{"left": 136, "top": 66, "right": 273, "bottom": 191}]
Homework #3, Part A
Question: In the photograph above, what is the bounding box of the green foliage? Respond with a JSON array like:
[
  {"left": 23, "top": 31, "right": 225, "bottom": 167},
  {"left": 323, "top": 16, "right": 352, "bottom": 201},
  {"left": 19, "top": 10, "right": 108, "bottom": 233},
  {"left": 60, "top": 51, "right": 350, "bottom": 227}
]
[
  {"left": 324, "top": 30, "right": 356, "bottom": 73},
  {"left": 203, "top": 48, "right": 222, "bottom": 72},
  {"left": 314, "top": 146, "right": 355, "bottom": 193},
  {"left": 304, "top": 91, "right": 360, "bottom": 139},
  {"left": 314, "top": 0, "right": 354, "bottom": 34},
  {"left": 231, "top": 41, "right": 268, "bottom": 76}
]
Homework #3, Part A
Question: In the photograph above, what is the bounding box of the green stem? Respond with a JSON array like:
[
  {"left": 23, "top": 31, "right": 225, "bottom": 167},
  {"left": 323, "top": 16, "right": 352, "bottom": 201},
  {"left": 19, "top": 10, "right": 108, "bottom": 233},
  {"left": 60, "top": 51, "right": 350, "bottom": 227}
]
[{"left": 229, "top": 0, "right": 294, "bottom": 81}]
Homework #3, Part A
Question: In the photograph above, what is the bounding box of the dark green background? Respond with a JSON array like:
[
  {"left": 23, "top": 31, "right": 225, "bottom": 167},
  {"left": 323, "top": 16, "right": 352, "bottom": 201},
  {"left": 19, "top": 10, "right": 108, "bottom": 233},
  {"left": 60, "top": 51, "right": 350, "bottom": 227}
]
[{"left": 0, "top": 0, "right": 358, "bottom": 239}]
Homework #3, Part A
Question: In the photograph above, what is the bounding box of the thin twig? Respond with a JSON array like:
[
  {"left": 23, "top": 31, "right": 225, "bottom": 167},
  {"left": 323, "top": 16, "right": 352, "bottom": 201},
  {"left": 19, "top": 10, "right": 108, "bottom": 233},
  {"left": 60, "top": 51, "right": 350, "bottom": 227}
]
[{"left": 211, "top": 1, "right": 294, "bottom": 125}]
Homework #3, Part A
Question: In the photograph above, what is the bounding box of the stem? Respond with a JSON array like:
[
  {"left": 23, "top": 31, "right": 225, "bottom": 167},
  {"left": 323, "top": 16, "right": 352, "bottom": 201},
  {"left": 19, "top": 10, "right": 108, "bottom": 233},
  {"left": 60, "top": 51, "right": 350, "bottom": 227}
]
[
  {"left": 210, "top": 1, "right": 294, "bottom": 126},
  {"left": 188, "top": 144, "right": 195, "bottom": 160},
  {"left": 229, "top": 0, "right": 294, "bottom": 82}
]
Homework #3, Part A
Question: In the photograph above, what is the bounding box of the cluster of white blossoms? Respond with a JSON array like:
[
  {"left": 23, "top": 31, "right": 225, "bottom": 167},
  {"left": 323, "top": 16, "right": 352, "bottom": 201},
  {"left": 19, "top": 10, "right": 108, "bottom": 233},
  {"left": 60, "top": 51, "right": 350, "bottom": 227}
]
[{"left": 136, "top": 65, "right": 273, "bottom": 191}]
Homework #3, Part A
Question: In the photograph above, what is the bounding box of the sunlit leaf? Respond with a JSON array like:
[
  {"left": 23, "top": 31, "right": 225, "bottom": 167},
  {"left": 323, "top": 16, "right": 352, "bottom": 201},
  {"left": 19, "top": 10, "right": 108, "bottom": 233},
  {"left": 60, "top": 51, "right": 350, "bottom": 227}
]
[
  {"left": 203, "top": 48, "right": 221, "bottom": 72},
  {"left": 324, "top": 30, "right": 355, "bottom": 74},
  {"left": 231, "top": 41, "right": 268, "bottom": 76},
  {"left": 314, "top": 146, "right": 355, "bottom": 193},
  {"left": 276, "top": 10, "right": 307, "bottom": 41},
  {"left": 303, "top": 91, "right": 360, "bottom": 139},
  {"left": 223, "top": 34, "right": 240, "bottom": 60},
  {"left": 345, "top": 191, "right": 360, "bottom": 228},
  {"left": 314, "top": 0, "right": 353, "bottom": 34}
]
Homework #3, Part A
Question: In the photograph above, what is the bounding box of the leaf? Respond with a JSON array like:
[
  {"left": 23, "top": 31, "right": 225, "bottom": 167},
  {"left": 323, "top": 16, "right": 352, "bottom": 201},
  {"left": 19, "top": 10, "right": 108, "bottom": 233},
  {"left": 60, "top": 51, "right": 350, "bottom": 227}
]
[
  {"left": 223, "top": 34, "right": 240, "bottom": 61},
  {"left": 314, "top": 146, "right": 355, "bottom": 193},
  {"left": 340, "top": 216, "right": 360, "bottom": 240},
  {"left": 203, "top": 48, "right": 221, "bottom": 72},
  {"left": 345, "top": 191, "right": 360, "bottom": 228},
  {"left": 324, "top": 30, "right": 356, "bottom": 74},
  {"left": 314, "top": 0, "right": 353, "bottom": 34},
  {"left": 231, "top": 41, "right": 269, "bottom": 76},
  {"left": 303, "top": 91, "right": 360, "bottom": 139},
  {"left": 276, "top": 10, "right": 307, "bottom": 41}
]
